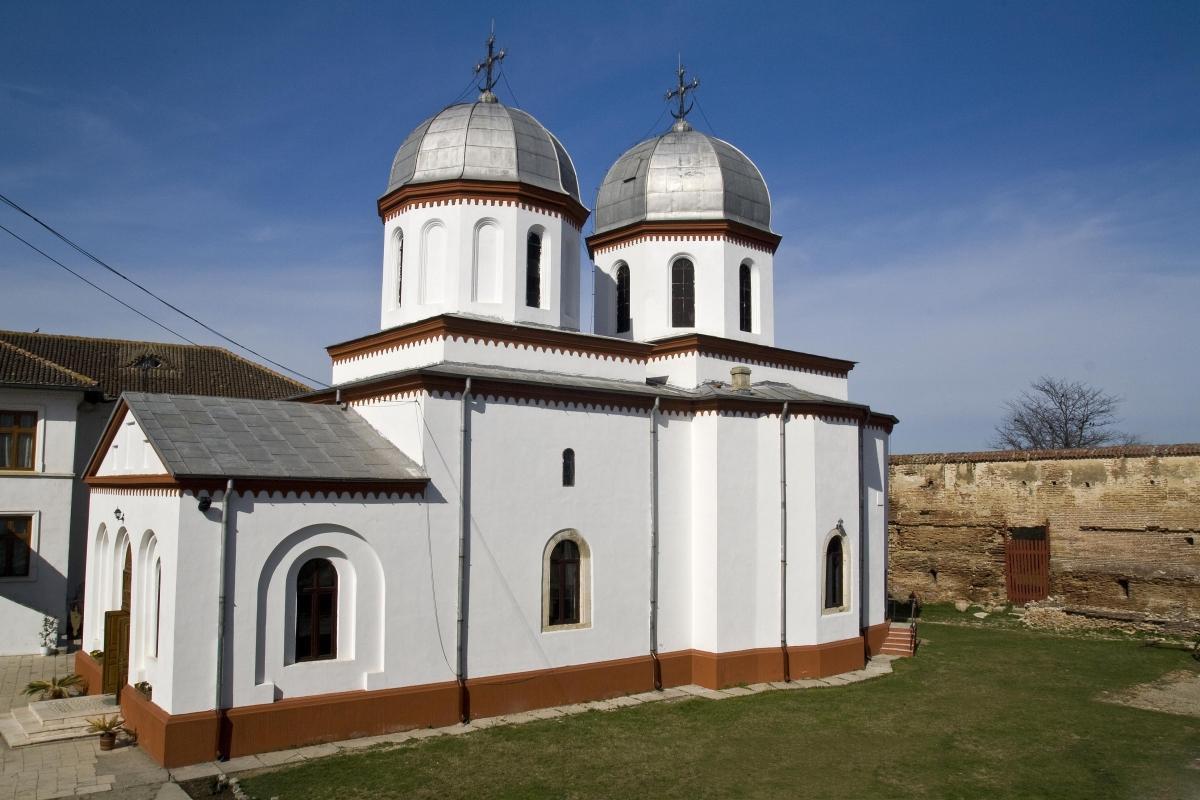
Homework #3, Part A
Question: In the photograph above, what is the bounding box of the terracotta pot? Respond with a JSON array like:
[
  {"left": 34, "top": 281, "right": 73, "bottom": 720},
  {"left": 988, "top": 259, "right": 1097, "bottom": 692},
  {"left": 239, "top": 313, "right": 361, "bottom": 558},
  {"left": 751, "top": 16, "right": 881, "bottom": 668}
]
[{"left": 98, "top": 732, "right": 116, "bottom": 751}]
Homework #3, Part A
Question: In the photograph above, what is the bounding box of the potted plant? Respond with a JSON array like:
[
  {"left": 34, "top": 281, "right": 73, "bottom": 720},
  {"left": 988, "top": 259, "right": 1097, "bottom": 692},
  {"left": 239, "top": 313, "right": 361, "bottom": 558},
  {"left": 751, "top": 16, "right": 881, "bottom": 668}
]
[
  {"left": 86, "top": 715, "right": 124, "bottom": 751},
  {"left": 133, "top": 681, "right": 152, "bottom": 701},
  {"left": 23, "top": 674, "right": 83, "bottom": 701},
  {"left": 39, "top": 616, "right": 58, "bottom": 656}
]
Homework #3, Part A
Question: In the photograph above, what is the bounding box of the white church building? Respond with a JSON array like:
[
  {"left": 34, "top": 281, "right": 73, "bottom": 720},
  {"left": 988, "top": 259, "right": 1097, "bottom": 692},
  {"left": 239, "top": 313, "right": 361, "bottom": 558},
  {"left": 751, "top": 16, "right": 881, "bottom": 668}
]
[{"left": 75, "top": 46, "right": 897, "bottom": 767}]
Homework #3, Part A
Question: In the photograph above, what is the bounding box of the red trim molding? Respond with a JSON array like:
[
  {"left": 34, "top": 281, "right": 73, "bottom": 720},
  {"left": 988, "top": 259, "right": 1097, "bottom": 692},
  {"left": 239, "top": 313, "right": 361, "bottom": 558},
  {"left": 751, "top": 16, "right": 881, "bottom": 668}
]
[
  {"left": 84, "top": 474, "right": 428, "bottom": 498},
  {"left": 650, "top": 332, "right": 854, "bottom": 377},
  {"left": 864, "top": 621, "right": 892, "bottom": 656},
  {"left": 127, "top": 639, "right": 869, "bottom": 767},
  {"left": 74, "top": 651, "right": 103, "bottom": 696},
  {"left": 377, "top": 179, "right": 590, "bottom": 230},
  {"left": 586, "top": 219, "right": 783, "bottom": 257}
]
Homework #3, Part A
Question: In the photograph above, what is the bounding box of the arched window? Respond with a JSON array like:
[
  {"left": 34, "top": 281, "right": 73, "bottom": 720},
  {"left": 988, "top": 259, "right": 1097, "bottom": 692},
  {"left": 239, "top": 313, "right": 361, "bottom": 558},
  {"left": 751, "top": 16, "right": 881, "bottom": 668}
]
[
  {"left": 393, "top": 229, "right": 404, "bottom": 306},
  {"left": 671, "top": 258, "right": 695, "bottom": 328},
  {"left": 562, "top": 448, "right": 575, "bottom": 487},
  {"left": 526, "top": 231, "right": 543, "bottom": 308},
  {"left": 295, "top": 558, "right": 337, "bottom": 661},
  {"left": 615, "top": 264, "right": 631, "bottom": 333},
  {"left": 548, "top": 540, "right": 580, "bottom": 626},
  {"left": 738, "top": 262, "right": 752, "bottom": 332},
  {"left": 824, "top": 536, "right": 845, "bottom": 610}
]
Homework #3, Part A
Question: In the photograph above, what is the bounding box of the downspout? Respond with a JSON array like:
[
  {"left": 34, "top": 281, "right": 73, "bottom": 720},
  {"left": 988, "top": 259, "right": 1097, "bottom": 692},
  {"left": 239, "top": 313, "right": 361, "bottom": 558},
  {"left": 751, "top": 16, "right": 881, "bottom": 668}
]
[
  {"left": 858, "top": 413, "right": 868, "bottom": 636},
  {"left": 456, "top": 378, "right": 472, "bottom": 723},
  {"left": 214, "top": 478, "right": 234, "bottom": 761},
  {"left": 649, "top": 397, "right": 662, "bottom": 690},
  {"left": 779, "top": 402, "right": 790, "bottom": 682}
]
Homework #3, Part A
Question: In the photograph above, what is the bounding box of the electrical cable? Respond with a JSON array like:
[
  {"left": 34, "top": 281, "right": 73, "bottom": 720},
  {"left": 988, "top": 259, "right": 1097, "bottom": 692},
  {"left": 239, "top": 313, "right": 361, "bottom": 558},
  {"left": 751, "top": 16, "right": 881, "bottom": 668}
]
[
  {"left": 0, "top": 193, "right": 327, "bottom": 387},
  {"left": 693, "top": 94, "right": 718, "bottom": 138},
  {"left": 0, "top": 222, "right": 199, "bottom": 345},
  {"left": 498, "top": 69, "right": 521, "bottom": 109}
]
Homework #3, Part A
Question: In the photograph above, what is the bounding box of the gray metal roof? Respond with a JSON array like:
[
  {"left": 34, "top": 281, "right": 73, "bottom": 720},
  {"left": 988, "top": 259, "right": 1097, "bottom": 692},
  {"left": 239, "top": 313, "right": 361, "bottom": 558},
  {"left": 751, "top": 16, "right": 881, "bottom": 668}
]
[
  {"left": 387, "top": 102, "right": 581, "bottom": 203},
  {"left": 594, "top": 127, "right": 771, "bottom": 234},
  {"left": 120, "top": 392, "right": 425, "bottom": 482}
]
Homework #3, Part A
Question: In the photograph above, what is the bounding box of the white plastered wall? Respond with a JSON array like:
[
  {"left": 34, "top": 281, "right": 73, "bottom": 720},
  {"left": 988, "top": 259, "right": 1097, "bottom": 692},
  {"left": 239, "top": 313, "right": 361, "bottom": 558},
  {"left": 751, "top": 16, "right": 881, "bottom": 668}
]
[
  {"left": 379, "top": 201, "right": 581, "bottom": 332},
  {"left": 592, "top": 237, "right": 775, "bottom": 345},
  {"left": 0, "top": 388, "right": 81, "bottom": 654}
]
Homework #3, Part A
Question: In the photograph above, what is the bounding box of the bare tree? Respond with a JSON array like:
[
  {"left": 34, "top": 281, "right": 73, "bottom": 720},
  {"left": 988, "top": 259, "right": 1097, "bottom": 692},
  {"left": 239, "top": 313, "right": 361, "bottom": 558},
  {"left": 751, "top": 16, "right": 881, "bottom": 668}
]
[{"left": 992, "top": 377, "right": 1139, "bottom": 450}]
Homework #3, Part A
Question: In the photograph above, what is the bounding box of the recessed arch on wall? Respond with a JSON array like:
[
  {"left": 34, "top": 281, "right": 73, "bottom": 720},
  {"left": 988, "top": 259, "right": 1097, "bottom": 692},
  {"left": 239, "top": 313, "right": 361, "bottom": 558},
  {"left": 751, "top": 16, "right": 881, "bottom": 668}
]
[
  {"left": 421, "top": 220, "right": 446, "bottom": 304},
  {"left": 473, "top": 219, "right": 504, "bottom": 304},
  {"left": 253, "top": 524, "right": 384, "bottom": 698},
  {"left": 541, "top": 529, "right": 591, "bottom": 631},
  {"left": 391, "top": 227, "right": 405, "bottom": 307},
  {"left": 133, "top": 529, "right": 159, "bottom": 671},
  {"left": 89, "top": 524, "right": 109, "bottom": 651}
]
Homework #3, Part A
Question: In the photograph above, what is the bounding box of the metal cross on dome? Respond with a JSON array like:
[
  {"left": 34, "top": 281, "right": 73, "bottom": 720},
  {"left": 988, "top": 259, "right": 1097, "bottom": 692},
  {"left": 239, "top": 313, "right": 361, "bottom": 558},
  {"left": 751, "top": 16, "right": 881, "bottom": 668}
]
[
  {"left": 474, "top": 23, "right": 506, "bottom": 102},
  {"left": 665, "top": 56, "right": 699, "bottom": 126}
]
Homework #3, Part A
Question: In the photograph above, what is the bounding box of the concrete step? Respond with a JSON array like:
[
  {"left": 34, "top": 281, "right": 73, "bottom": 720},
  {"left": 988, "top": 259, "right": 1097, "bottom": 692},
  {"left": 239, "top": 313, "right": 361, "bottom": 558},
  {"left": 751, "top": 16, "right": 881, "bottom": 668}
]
[{"left": 0, "top": 694, "right": 119, "bottom": 748}]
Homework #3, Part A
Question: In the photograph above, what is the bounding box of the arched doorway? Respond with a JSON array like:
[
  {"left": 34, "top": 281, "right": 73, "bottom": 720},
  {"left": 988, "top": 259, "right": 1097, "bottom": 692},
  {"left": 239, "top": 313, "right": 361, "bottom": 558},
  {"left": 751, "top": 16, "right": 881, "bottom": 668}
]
[{"left": 102, "top": 546, "right": 132, "bottom": 695}]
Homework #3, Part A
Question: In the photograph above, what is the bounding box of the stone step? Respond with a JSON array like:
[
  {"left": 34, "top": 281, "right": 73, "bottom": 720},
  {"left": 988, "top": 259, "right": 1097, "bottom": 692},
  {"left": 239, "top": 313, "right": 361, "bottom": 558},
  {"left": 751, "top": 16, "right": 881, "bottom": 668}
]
[
  {"left": 29, "top": 694, "right": 118, "bottom": 727},
  {"left": 0, "top": 694, "right": 119, "bottom": 748}
]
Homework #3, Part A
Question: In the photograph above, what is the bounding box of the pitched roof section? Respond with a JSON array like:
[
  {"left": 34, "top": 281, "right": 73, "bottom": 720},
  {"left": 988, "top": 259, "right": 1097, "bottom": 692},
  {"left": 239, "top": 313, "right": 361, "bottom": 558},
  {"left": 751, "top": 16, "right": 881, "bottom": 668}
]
[
  {"left": 0, "top": 339, "right": 98, "bottom": 391},
  {"left": 0, "top": 330, "right": 309, "bottom": 399},
  {"left": 118, "top": 393, "right": 425, "bottom": 483}
]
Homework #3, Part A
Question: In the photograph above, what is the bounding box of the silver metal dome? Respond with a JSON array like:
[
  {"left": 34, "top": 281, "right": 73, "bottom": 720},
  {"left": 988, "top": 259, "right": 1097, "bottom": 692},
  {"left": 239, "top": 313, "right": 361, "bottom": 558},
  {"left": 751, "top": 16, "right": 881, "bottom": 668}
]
[
  {"left": 593, "top": 126, "right": 771, "bottom": 234},
  {"left": 387, "top": 101, "right": 581, "bottom": 203}
]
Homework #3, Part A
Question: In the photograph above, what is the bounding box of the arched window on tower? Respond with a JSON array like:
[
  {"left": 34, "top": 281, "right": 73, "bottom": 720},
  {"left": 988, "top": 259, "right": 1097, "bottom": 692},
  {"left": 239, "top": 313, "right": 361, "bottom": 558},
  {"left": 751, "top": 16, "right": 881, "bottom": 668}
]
[
  {"left": 824, "top": 536, "right": 845, "bottom": 610},
  {"left": 615, "top": 264, "right": 631, "bottom": 333},
  {"left": 526, "top": 231, "right": 543, "bottom": 308},
  {"left": 393, "top": 229, "right": 404, "bottom": 306},
  {"left": 295, "top": 558, "right": 337, "bottom": 661},
  {"left": 562, "top": 448, "right": 575, "bottom": 487},
  {"left": 671, "top": 257, "right": 695, "bottom": 328},
  {"left": 738, "top": 262, "right": 753, "bottom": 332}
]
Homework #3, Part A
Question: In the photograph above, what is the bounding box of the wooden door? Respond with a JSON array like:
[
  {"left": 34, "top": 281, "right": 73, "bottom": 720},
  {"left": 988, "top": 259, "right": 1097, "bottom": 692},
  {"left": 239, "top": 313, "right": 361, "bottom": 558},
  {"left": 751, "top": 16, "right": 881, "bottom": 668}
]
[
  {"left": 1005, "top": 526, "right": 1050, "bottom": 603},
  {"left": 101, "top": 610, "right": 130, "bottom": 695}
]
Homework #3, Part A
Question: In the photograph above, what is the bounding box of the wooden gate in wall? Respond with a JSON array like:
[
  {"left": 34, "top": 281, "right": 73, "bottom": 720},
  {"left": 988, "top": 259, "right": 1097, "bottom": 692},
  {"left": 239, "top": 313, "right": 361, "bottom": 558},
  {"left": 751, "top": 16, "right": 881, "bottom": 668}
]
[
  {"left": 1005, "top": 526, "right": 1050, "bottom": 603},
  {"left": 102, "top": 547, "right": 132, "bottom": 695}
]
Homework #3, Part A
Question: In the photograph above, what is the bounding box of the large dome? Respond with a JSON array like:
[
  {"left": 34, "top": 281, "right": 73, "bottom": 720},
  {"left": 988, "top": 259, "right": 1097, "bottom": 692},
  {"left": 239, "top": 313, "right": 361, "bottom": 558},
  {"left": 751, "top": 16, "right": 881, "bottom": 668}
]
[
  {"left": 386, "top": 101, "right": 581, "bottom": 203},
  {"left": 593, "top": 125, "right": 771, "bottom": 235}
]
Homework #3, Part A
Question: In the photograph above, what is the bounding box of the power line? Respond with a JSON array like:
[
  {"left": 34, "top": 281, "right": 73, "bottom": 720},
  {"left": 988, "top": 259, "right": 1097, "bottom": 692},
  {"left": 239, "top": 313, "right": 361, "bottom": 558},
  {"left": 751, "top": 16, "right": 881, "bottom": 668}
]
[
  {"left": 0, "top": 222, "right": 199, "bottom": 345},
  {"left": 0, "top": 193, "right": 327, "bottom": 387},
  {"left": 693, "top": 94, "right": 718, "bottom": 138},
  {"left": 498, "top": 69, "right": 521, "bottom": 108}
]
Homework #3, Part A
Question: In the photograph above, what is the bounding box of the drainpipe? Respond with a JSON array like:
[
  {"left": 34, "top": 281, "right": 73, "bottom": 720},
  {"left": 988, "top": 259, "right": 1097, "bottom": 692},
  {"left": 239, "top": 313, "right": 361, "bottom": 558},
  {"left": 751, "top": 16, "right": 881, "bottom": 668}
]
[
  {"left": 649, "top": 397, "right": 662, "bottom": 690},
  {"left": 779, "top": 402, "right": 790, "bottom": 682},
  {"left": 456, "top": 378, "right": 473, "bottom": 723},
  {"left": 858, "top": 413, "right": 868, "bottom": 636},
  {"left": 214, "top": 478, "right": 234, "bottom": 760}
]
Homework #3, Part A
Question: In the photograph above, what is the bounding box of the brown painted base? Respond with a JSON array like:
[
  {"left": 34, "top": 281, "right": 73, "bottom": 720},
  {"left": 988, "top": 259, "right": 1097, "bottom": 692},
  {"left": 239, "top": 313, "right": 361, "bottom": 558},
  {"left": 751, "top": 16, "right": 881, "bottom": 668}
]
[
  {"left": 74, "top": 651, "right": 103, "bottom": 696},
  {"left": 863, "top": 621, "right": 891, "bottom": 656},
  {"left": 133, "top": 637, "right": 870, "bottom": 767}
]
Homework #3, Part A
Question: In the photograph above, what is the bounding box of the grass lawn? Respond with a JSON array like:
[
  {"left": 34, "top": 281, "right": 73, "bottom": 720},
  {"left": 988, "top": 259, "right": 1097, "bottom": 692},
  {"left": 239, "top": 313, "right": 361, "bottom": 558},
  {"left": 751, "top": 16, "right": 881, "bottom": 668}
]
[{"left": 239, "top": 623, "right": 1200, "bottom": 800}]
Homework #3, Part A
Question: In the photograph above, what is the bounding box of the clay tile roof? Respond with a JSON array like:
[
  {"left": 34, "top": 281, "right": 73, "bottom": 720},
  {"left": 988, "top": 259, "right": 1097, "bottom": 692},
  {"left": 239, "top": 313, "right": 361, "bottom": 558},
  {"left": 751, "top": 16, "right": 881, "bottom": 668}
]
[
  {"left": 0, "top": 339, "right": 98, "bottom": 390},
  {"left": 0, "top": 330, "right": 309, "bottom": 399}
]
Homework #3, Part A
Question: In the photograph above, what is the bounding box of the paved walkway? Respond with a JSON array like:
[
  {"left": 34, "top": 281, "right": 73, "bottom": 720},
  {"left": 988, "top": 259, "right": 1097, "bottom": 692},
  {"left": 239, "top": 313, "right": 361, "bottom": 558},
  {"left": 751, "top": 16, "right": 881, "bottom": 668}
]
[{"left": 0, "top": 654, "right": 168, "bottom": 800}]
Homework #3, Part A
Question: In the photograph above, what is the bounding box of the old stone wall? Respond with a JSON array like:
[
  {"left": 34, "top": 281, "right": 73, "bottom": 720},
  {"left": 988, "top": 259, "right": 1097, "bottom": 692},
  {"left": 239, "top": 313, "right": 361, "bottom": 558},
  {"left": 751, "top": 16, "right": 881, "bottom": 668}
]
[{"left": 888, "top": 444, "right": 1200, "bottom": 619}]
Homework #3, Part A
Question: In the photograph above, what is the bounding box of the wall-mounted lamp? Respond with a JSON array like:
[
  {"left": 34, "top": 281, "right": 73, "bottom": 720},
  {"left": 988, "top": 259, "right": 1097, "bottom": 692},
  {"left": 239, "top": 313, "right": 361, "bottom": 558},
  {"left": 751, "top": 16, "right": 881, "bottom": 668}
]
[
  {"left": 197, "top": 495, "right": 212, "bottom": 513},
  {"left": 114, "top": 509, "right": 125, "bottom": 522}
]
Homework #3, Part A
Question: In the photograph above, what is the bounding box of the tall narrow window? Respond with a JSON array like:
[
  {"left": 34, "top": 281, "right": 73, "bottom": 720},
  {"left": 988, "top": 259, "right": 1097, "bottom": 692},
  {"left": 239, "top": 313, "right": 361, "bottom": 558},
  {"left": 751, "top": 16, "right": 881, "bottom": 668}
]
[
  {"left": 824, "top": 537, "right": 844, "bottom": 610},
  {"left": 0, "top": 516, "right": 32, "bottom": 577},
  {"left": 615, "top": 264, "right": 631, "bottom": 333},
  {"left": 671, "top": 258, "right": 695, "bottom": 328},
  {"left": 0, "top": 411, "right": 37, "bottom": 470},
  {"left": 526, "top": 231, "right": 543, "bottom": 308},
  {"left": 295, "top": 558, "right": 337, "bottom": 661},
  {"left": 738, "top": 263, "right": 753, "bottom": 332},
  {"left": 562, "top": 448, "right": 575, "bottom": 487},
  {"left": 548, "top": 540, "right": 580, "bottom": 625},
  {"left": 153, "top": 559, "right": 162, "bottom": 658},
  {"left": 393, "top": 229, "right": 404, "bottom": 306}
]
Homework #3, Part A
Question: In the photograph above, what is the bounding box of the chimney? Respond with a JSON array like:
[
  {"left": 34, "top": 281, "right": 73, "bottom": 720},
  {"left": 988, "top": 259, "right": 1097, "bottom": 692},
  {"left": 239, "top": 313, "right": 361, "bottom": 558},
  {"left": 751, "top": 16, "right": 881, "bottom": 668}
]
[{"left": 730, "top": 365, "right": 752, "bottom": 391}]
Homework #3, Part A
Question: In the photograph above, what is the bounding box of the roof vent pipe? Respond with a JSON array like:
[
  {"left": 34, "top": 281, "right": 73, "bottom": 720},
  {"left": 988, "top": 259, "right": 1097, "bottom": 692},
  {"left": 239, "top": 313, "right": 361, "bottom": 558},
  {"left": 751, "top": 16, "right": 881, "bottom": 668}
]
[{"left": 730, "top": 366, "right": 752, "bottom": 391}]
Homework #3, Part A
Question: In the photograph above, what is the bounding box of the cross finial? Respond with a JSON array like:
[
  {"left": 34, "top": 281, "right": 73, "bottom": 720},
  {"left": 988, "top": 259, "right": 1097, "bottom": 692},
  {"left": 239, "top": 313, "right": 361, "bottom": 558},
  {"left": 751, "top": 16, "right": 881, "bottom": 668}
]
[
  {"left": 665, "top": 55, "right": 699, "bottom": 131},
  {"left": 474, "top": 22, "right": 506, "bottom": 103}
]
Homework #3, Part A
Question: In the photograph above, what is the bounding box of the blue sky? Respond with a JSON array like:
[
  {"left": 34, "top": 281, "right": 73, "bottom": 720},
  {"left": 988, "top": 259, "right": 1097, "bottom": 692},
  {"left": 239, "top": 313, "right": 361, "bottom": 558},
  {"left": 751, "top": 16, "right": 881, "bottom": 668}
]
[{"left": 2, "top": 1, "right": 1197, "bottom": 452}]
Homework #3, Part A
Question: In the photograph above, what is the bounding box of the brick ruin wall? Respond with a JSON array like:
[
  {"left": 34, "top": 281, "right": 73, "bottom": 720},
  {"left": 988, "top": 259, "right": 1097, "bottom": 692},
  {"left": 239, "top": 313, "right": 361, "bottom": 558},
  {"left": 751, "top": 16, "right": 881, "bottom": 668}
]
[{"left": 887, "top": 444, "right": 1200, "bottom": 620}]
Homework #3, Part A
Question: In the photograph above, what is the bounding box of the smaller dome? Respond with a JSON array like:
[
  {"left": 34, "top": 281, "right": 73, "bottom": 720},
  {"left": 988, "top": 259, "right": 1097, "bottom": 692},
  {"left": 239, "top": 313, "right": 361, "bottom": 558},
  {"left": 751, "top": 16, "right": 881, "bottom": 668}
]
[
  {"left": 593, "top": 125, "right": 771, "bottom": 235},
  {"left": 386, "top": 101, "right": 581, "bottom": 204}
]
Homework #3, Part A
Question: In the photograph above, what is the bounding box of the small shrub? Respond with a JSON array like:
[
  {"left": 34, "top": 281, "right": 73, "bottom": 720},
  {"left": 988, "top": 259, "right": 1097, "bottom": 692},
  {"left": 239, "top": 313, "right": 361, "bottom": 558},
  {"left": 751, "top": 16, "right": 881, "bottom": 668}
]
[
  {"left": 24, "top": 674, "right": 84, "bottom": 700},
  {"left": 85, "top": 714, "right": 124, "bottom": 734}
]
